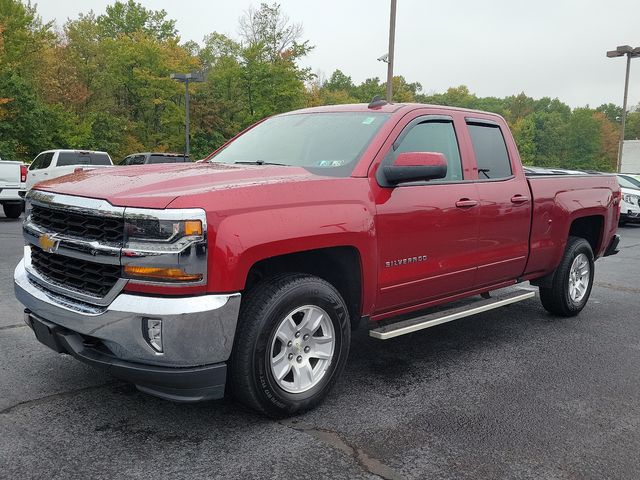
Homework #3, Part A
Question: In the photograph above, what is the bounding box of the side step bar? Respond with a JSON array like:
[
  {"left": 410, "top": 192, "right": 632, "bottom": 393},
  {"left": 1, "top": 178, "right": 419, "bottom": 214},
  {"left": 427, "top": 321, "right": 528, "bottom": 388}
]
[{"left": 369, "top": 289, "right": 535, "bottom": 340}]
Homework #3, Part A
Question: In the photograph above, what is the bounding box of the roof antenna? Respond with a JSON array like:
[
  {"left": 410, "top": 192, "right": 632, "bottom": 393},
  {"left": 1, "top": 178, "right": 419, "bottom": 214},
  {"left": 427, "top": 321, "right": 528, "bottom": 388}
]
[{"left": 368, "top": 95, "right": 388, "bottom": 109}]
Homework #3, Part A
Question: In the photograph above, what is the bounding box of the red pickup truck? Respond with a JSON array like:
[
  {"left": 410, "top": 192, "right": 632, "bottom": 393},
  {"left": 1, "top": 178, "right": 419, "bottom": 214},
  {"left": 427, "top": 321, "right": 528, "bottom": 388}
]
[{"left": 14, "top": 102, "right": 621, "bottom": 416}]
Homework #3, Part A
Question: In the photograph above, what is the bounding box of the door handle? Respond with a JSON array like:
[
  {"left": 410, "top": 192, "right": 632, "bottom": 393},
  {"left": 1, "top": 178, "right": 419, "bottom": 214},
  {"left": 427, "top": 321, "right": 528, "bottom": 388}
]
[
  {"left": 511, "top": 195, "right": 529, "bottom": 204},
  {"left": 456, "top": 199, "right": 479, "bottom": 208}
]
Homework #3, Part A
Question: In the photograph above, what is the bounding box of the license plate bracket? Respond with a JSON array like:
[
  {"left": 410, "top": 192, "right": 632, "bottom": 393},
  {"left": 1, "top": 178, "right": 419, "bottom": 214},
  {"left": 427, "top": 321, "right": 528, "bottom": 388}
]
[{"left": 29, "top": 314, "right": 66, "bottom": 353}]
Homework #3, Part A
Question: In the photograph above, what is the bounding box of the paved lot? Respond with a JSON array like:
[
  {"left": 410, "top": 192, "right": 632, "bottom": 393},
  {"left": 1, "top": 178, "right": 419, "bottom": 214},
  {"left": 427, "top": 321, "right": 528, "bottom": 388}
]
[{"left": 1, "top": 210, "right": 639, "bottom": 480}]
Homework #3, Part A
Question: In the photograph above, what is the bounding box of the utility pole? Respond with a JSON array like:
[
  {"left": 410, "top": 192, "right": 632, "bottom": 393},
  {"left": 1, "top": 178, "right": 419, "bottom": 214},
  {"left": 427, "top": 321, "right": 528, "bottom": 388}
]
[
  {"left": 170, "top": 72, "right": 204, "bottom": 156},
  {"left": 386, "top": 0, "right": 397, "bottom": 102},
  {"left": 606, "top": 45, "right": 640, "bottom": 172}
]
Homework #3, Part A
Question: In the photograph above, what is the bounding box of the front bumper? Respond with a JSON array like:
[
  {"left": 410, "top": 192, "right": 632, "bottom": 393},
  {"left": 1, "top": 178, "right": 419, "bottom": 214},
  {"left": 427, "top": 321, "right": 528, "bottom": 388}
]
[
  {"left": 14, "top": 259, "right": 241, "bottom": 401},
  {"left": 620, "top": 211, "right": 640, "bottom": 222}
]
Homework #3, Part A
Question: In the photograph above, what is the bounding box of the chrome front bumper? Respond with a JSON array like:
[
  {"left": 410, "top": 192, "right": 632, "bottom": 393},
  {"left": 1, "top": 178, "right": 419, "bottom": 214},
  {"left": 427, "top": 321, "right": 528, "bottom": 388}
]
[{"left": 14, "top": 259, "right": 241, "bottom": 368}]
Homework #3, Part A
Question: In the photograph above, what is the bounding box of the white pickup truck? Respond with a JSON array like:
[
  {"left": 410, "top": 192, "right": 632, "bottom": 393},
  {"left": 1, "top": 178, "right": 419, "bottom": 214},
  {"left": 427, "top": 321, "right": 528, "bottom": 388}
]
[
  {"left": 26, "top": 150, "right": 113, "bottom": 190},
  {"left": 0, "top": 159, "right": 27, "bottom": 218}
]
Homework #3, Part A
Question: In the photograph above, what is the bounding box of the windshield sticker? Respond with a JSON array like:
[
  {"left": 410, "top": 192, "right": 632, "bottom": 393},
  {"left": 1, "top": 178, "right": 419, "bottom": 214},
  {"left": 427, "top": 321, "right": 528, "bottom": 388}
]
[
  {"left": 362, "top": 117, "right": 376, "bottom": 125},
  {"left": 317, "top": 160, "right": 346, "bottom": 167}
]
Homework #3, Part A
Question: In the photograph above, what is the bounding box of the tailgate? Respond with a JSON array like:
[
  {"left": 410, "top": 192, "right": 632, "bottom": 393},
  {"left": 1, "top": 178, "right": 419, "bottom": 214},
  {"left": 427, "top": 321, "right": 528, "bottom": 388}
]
[{"left": 0, "top": 163, "right": 21, "bottom": 187}]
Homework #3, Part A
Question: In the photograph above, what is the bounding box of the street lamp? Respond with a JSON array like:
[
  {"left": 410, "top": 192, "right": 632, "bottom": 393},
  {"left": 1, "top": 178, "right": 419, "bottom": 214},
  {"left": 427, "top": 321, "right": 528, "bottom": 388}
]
[
  {"left": 606, "top": 45, "right": 640, "bottom": 172},
  {"left": 385, "top": 0, "right": 397, "bottom": 102},
  {"left": 170, "top": 72, "right": 204, "bottom": 156}
]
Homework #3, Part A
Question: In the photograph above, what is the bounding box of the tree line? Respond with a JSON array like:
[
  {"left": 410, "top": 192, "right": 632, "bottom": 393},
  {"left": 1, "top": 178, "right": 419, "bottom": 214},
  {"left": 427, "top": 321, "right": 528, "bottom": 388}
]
[{"left": 1, "top": 0, "right": 639, "bottom": 170}]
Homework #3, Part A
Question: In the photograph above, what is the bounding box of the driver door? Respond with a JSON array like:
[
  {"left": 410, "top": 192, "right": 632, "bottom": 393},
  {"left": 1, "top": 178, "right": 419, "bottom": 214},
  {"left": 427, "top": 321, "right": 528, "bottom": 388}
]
[{"left": 373, "top": 112, "right": 480, "bottom": 314}]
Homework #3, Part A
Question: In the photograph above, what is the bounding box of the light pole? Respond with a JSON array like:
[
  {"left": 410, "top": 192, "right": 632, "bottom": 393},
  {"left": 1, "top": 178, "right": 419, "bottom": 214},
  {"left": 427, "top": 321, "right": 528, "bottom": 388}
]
[
  {"left": 170, "top": 72, "right": 204, "bottom": 156},
  {"left": 386, "top": 0, "right": 397, "bottom": 102},
  {"left": 606, "top": 45, "right": 640, "bottom": 172}
]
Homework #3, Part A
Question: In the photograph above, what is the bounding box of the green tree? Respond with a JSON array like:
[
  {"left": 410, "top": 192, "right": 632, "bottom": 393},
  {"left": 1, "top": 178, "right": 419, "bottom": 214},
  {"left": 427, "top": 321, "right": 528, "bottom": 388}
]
[{"left": 96, "top": 0, "right": 177, "bottom": 41}]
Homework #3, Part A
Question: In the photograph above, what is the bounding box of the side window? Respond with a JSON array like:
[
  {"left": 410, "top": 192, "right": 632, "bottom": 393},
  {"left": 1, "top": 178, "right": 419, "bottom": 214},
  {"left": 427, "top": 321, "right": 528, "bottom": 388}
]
[
  {"left": 41, "top": 152, "right": 54, "bottom": 169},
  {"left": 467, "top": 123, "right": 512, "bottom": 179},
  {"left": 391, "top": 121, "right": 463, "bottom": 182},
  {"left": 130, "top": 155, "right": 146, "bottom": 165},
  {"left": 29, "top": 154, "right": 43, "bottom": 170}
]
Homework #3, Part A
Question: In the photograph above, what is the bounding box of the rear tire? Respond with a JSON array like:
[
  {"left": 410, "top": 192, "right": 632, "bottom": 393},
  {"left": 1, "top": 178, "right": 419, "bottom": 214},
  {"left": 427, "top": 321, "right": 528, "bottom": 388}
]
[
  {"left": 539, "top": 236, "right": 594, "bottom": 317},
  {"left": 228, "top": 273, "right": 351, "bottom": 417},
  {"left": 3, "top": 203, "right": 22, "bottom": 219}
]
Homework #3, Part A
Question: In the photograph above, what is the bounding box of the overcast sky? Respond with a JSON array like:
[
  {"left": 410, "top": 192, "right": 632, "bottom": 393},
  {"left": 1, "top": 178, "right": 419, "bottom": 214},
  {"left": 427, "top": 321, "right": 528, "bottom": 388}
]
[{"left": 36, "top": 0, "right": 640, "bottom": 109}]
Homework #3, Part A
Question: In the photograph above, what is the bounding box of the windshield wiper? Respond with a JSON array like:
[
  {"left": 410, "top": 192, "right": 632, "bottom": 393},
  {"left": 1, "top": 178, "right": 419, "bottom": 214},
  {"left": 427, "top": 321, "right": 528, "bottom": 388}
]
[{"left": 234, "top": 160, "right": 289, "bottom": 166}]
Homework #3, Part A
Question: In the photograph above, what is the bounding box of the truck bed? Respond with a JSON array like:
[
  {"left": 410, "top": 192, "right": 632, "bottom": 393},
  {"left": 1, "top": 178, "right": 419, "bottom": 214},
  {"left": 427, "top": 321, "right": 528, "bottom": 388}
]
[{"left": 525, "top": 171, "right": 619, "bottom": 277}]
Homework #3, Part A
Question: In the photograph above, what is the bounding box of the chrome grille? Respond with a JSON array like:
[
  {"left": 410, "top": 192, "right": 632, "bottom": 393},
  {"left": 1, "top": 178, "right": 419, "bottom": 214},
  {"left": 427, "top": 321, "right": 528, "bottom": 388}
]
[
  {"left": 30, "top": 246, "right": 120, "bottom": 298},
  {"left": 31, "top": 204, "right": 124, "bottom": 243}
]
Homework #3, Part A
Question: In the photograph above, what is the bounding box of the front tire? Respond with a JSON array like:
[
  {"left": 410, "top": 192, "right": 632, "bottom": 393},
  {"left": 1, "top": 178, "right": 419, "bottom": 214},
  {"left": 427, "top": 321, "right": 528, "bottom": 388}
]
[
  {"left": 3, "top": 203, "right": 22, "bottom": 219},
  {"left": 539, "top": 236, "right": 594, "bottom": 317},
  {"left": 228, "top": 274, "right": 351, "bottom": 417}
]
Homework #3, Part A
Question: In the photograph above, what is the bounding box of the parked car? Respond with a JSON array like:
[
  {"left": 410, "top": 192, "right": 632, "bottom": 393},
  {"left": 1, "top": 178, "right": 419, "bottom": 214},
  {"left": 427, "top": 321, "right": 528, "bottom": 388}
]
[
  {"left": 15, "top": 102, "right": 621, "bottom": 416},
  {"left": 119, "top": 152, "right": 191, "bottom": 165},
  {"left": 617, "top": 174, "right": 640, "bottom": 224},
  {"left": 26, "top": 150, "right": 113, "bottom": 190},
  {"left": 0, "top": 159, "right": 27, "bottom": 218}
]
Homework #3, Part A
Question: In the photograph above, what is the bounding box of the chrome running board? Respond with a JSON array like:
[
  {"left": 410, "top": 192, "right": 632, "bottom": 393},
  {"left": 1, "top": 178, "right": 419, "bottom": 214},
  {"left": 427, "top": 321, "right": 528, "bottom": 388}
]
[{"left": 369, "top": 289, "right": 536, "bottom": 340}]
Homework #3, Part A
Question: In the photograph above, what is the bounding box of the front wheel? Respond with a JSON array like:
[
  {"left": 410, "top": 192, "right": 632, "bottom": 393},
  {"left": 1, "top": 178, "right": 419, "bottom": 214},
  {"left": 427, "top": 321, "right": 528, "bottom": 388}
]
[
  {"left": 228, "top": 274, "right": 350, "bottom": 417},
  {"left": 539, "top": 236, "right": 594, "bottom": 317}
]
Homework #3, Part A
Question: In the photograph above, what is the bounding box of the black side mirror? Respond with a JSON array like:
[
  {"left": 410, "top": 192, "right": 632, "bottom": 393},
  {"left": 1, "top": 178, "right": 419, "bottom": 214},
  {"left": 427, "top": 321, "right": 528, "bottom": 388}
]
[{"left": 382, "top": 152, "right": 448, "bottom": 185}]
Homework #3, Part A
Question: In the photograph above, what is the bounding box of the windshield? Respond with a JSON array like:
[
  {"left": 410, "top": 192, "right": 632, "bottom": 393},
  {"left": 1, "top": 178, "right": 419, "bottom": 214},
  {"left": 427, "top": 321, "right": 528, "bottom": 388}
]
[
  {"left": 210, "top": 112, "right": 390, "bottom": 176},
  {"left": 618, "top": 175, "right": 640, "bottom": 189}
]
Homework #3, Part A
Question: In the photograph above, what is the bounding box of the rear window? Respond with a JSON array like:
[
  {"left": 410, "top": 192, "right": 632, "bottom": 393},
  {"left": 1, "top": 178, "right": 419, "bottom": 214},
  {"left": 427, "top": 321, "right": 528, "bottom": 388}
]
[
  {"left": 147, "top": 155, "right": 189, "bottom": 164},
  {"left": 90, "top": 153, "right": 111, "bottom": 165},
  {"left": 57, "top": 152, "right": 111, "bottom": 166},
  {"left": 467, "top": 123, "right": 512, "bottom": 179}
]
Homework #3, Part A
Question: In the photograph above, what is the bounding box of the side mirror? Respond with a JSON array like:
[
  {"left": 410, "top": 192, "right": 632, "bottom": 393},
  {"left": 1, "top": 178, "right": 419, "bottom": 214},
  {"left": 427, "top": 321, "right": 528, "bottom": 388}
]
[{"left": 382, "top": 152, "right": 448, "bottom": 185}]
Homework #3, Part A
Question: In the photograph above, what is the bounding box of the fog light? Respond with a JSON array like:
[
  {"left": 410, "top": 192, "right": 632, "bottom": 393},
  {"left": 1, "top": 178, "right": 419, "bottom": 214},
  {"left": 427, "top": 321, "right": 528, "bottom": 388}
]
[{"left": 144, "top": 318, "right": 163, "bottom": 353}]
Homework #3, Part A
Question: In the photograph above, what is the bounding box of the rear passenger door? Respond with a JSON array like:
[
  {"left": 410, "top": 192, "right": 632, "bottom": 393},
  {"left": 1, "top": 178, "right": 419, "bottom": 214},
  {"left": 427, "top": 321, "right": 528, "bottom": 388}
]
[{"left": 465, "top": 118, "right": 532, "bottom": 286}]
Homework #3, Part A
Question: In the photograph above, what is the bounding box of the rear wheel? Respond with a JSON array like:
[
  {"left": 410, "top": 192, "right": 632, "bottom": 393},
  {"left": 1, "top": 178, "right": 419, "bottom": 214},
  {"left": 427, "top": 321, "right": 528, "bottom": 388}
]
[
  {"left": 228, "top": 273, "right": 350, "bottom": 417},
  {"left": 3, "top": 203, "right": 22, "bottom": 219},
  {"left": 539, "top": 236, "right": 594, "bottom": 317}
]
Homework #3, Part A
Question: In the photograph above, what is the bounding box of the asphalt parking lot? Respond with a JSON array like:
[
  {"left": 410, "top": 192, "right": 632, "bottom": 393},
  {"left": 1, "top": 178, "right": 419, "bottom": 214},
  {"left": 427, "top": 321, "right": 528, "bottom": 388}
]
[{"left": 1, "top": 210, "right": 639, "bottom": 480}]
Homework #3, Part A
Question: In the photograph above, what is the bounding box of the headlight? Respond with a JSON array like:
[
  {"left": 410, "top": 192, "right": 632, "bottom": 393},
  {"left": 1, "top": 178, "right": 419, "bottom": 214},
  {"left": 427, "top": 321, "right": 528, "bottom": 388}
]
[
  {"left": 623, "top": 194, "right": 640, "bottom": 205},
  {"left": 122, "top": 208, "right": 207, "bottom": 284},
  {"left": 125, "top": 218, "right": 202, "bottom": 242}
]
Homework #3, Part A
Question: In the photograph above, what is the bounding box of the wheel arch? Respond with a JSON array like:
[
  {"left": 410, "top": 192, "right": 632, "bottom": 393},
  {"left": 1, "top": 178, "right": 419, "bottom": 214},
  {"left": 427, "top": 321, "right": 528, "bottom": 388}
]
[
  {"left": 568, "top": 214, "right": 604, "bottom": 257},
  {"left": 244, "top": 246, "right": 364, "bottom": 328}
]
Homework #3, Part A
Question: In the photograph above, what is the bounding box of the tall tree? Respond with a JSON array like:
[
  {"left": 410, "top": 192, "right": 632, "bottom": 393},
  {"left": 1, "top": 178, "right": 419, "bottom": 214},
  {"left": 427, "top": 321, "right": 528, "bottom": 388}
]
[
  {"left": 238, "top": 2, "right": 303, "bottom": 60},
  {"left": 96, "top": 0, "right": 177, "bottom": 41}
]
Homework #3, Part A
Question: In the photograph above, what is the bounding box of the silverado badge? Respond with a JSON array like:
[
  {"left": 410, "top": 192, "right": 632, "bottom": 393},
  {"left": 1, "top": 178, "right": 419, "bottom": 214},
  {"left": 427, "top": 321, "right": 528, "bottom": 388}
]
[{"left": 38, "top": 233, "right": 60, "bottom": 253}]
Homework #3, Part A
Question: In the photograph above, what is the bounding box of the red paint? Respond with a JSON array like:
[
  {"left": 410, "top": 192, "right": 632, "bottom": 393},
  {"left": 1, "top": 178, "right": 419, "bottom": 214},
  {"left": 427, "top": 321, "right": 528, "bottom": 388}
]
[
  {"left": 36, "top": 103, "right": 620, "bottom": 321},
  {"left": 393, "top": 151, "right": 447, "bottom": 167}
]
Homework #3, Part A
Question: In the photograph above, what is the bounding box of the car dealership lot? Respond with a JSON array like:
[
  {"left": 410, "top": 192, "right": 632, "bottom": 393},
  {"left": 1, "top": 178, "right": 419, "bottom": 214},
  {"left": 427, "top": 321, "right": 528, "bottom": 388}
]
[{"left": 1, "top": 211, "right": 639, "bottom": 480}]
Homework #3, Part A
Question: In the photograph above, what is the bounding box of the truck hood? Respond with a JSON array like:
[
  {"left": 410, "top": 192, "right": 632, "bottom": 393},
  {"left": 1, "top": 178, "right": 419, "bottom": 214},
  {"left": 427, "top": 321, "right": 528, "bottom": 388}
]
[{"left": 34, "top": 163, "right": 322, "bottom": 208}]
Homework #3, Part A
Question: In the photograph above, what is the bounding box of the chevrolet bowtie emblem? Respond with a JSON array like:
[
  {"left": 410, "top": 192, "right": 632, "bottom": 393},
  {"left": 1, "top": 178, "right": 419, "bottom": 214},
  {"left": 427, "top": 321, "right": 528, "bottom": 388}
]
[{"left": 38, "top": 233, "right": 60, "bottom": 253}]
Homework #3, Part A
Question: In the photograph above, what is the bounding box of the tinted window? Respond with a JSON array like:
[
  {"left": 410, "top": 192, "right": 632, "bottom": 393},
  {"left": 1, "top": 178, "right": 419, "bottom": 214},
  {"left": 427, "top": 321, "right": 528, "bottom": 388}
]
[
  {"left": 29, "top": 154, "right": 43, "bottom": 170},
  {"left": 148, "top": 155, "right": 187, "bottom": 164},
  {"left": 90, "top": 153, "right": 111, "bottom": 165},
  {"left": 467, "top": 124, "right": 512, "bottom": 179},
  {"left": 392, "top": 121, "right": 463, "bottom": 181},
  {"left": 30, "top": 152, "right": 53, "bottom": 170},
  {"left": 129, "top": 155, "right": 146, "bottom": 165},
  {"left": 57, "top": 152, "right": 90, "bottom": 166}
]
